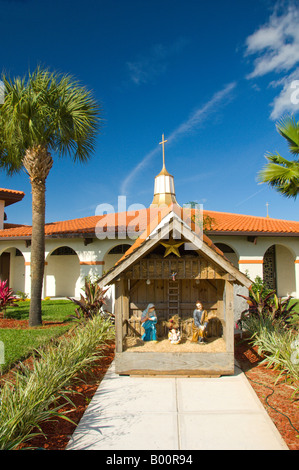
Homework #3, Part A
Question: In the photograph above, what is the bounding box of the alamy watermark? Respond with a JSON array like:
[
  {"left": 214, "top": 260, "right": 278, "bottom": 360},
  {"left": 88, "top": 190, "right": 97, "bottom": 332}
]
[
  {"left": 0, "top": 341, "right": 4, "bottom": 366},
  {"left": 94, "top": 197, "right": 203, "bottom": 250},
  {"left": 290, "top": 80, "right": 299, "bottom": 105},
  {"left": 290, "top": 337, "right": 299, "bottom": 365},
  {"left": 0, "top": 80, "right": 4, "bottom": 105}
]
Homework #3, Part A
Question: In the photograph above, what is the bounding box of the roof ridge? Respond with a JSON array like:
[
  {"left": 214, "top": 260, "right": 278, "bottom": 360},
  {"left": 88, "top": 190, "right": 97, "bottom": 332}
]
[
  {"left": 0, "top": 188, "right": 25, "bottom": 194},
  {"left": 203, "top": 209, "right": 299, "bottom": 223}
]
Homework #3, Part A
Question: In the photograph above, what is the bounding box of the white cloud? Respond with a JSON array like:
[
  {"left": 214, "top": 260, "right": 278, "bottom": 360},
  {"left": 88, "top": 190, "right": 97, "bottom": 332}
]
[
  {"left": 121, "top": 81, "right": 237, "bottom": 195},
  {"left": 245, "top": 6, "right": 299, "bottom": 79},
  {"left": 166, "top": 82, "right": 236, "bottom": 145},
  {"left": 126, "top": 37, "right": 189, "bottom": 85},
  {"left": 244, "top": 4, "right": 299, "bottom": 119},
  {"left": 270, "top": 69, "right": 299, "bottom": 119}
]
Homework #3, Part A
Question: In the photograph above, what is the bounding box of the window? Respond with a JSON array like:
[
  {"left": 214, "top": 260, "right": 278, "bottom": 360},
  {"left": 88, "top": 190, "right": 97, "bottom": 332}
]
[
  {"left": 108, "top": 244, "right": 131, "bottom": 254},
  {"left": 214, "top": 243, "right": 235, "bottom": 253},
  {"left": 51, "top": 247, "right": 77, "bottom": 256}
]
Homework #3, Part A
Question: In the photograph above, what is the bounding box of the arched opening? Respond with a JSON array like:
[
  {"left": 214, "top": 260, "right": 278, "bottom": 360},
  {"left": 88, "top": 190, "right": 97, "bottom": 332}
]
[
  {"left": 214, "top": 243, "right": 239, "bottom": 268},
  {"left": 45, "top": 246, "right": 80, "bottom": 298},
  {"left": 103, "top": 244, "right": 132, "bottom": 272},
  {"left": 0, "top": 247, "right": 25, "bottom": 293},
  {"left": 263, "top": 244, "right": 296, "bottom": 297},
  {"left": 102, "top": 244, "right": 132, "bottom": 314}
]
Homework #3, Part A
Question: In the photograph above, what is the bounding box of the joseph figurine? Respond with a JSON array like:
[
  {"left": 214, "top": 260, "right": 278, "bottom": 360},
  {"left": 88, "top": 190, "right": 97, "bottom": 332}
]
[{"left": 191, "top": 301, "right": 209, "bottom": 343}]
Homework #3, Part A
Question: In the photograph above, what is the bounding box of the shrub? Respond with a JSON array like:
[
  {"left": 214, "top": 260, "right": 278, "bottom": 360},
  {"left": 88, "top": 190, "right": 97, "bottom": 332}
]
[
  {"left": 270, "top": 294, "right": 299, "bottom": 329},
  {"left": 249, "top": 323, "right": 299, "bottom": 394},
  {"left": 237, "top": 276, "right": 299, "bottom": 331},
  {"left": 0, "top": 314, "right": 114, "bottom": 450},
  {"left": 16, "top": 291, "right": 29, "bottom": 301},
  {"left": 68, "top": 279, "right": 111, "bottom": 322},
  {"left": 0, "top": 280, "right": 18, "bottom": 317}
]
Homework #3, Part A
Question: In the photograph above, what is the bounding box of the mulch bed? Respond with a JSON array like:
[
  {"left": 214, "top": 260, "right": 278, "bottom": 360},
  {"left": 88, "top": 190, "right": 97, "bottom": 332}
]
[
  {"left": 1, "top": 317, "right": 298, "bottom": 450},
  {"left": 0, "top": 318, "right": 71, "bottom": 329},
  {"left": 17, "top": 341, "right": 116, "bottom": 450},
  {"left": 234, "top": 334, "right": 299, "bottom": 451}
]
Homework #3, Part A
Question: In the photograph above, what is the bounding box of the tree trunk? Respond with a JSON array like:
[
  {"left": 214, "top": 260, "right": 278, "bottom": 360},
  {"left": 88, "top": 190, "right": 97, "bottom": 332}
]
[
  {"left": 23, "top": 145, "right": 53, "bottom": 327},
  {"left": 29, "top": 178, "right": 46, "bottom": 326}
]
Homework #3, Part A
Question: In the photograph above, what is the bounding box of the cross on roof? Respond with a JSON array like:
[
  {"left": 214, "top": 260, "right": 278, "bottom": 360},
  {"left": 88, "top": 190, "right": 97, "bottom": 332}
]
[{"left": 159, "top": 133, "right": 168, "bottom": 168}]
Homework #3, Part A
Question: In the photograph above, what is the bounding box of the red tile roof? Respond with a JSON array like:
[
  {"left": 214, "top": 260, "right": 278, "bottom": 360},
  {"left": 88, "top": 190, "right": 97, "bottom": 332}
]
[
  {"left": 0, "top": 205, "right": 298, "bottom": 239},
  {"left": 115, "top": 204, "right": 225, "bottom": 266},
  {"left": 204, "top": 210, "right": 299, "bottom": 234},
  {"left": 0, "top": 188, "right": 25, "bottom": 207},
  {"left": 0, "top": 188, "right": 25, "bottom": 195}
]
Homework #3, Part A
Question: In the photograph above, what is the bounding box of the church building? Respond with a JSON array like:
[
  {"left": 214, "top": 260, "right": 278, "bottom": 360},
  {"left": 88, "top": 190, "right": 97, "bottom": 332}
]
[{"left": 0, "top": 138, "right": 299, "bottom": 319}]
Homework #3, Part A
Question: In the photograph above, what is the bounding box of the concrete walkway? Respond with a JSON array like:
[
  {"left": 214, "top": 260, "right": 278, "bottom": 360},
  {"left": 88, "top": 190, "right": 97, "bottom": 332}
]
[{"left": 67, "top": 362, "right": 288, "bottom": 451}]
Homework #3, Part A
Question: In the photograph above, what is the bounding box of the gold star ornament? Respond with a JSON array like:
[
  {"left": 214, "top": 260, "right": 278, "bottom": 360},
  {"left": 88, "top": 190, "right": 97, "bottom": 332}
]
[{"left": 160, "top": 240, "right": 184, "bottom": 257}]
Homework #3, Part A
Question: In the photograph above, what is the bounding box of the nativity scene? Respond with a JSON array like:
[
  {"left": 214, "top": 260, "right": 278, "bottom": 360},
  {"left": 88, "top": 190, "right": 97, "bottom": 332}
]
[{"left": 98, "top": 146, "right": 252, "bottom": 376}]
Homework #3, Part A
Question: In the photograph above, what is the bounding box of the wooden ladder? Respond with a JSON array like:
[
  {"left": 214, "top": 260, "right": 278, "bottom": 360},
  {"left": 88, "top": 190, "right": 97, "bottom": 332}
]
[{"left": 168, "top": 280, "right": 180, "bottom": 318}]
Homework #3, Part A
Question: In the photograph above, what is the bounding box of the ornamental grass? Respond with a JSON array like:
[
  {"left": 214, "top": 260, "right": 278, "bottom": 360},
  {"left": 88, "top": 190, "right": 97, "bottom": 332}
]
[
  {"left": 241, "top": 314, "right": 299, "bottom": 396},
  {"left": 0, "top": 315, "right": 114, "bottom": 450}
]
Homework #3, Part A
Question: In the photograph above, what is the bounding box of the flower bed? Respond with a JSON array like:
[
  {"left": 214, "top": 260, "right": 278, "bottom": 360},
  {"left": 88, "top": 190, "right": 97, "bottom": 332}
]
[
  {"left": 235, "top": 335, "right": 299, "bottom": 450},
  {"left": 0, "top": 314, "right": 114, "bottom": 450},
  {"left": 0, "top": 318, "right": 70, "bottom": 329},
  {"left": 17, "top": 342, "right": 115, "bottom": 450},
  {"left": 2, "top": 330, "right": 298, "bottom": 450}
]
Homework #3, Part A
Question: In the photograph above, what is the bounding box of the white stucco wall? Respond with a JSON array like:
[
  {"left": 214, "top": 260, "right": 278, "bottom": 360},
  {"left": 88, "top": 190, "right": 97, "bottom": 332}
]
[
  {"left": 0, "top": 200, "right": 4, "bottom": 230},
  {"left": 0, "top": 244, "right": 30, "bottom": 294},
  {"left": 43, "top": 237, "right": 133, "bottom": 299},
  {"left": 0, "top": 233, "right": 298, "bottom": 302},
  {"left": 210, "top": 235, "right": 299, "bottom": 298},
  {"left": 275, "top": 244, "right": 297, "bottom": 297}
]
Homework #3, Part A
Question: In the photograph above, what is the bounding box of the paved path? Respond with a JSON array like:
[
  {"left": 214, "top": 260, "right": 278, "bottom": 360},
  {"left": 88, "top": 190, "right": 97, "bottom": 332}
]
[{"left": 67, "top": 362, "right": 288, "bottom": 450}]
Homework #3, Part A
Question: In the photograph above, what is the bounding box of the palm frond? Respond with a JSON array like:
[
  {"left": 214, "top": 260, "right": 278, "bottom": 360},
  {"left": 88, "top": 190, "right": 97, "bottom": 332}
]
[
  {"left": 0, "top": 67, "right": 102, "bottom": 174},
  {"left": 258, "top": 152, "right": 299, "bottom": 198},
  {"left": 276, "top": 115, "right": 299, "bottom": 156}
]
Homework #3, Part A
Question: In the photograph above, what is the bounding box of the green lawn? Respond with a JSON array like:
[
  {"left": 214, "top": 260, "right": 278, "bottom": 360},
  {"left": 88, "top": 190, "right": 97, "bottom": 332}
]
[
  {"left": 5, "top": 298, "right": 76, "bottom": 322},
  {"left": 290, "top": 298, "right": 299, "bottom": 314},
  {"left": 0, "top": 300, "right": 76, "bottom": 374}
]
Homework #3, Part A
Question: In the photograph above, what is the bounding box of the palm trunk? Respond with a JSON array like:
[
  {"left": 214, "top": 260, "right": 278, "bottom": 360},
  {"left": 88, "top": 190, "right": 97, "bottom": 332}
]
[
  {"left": 23, "top": 145, "right": 53, "bottom": 327},
  {"left": 29, "top": 178, "right": 46, "bottom": 326}
]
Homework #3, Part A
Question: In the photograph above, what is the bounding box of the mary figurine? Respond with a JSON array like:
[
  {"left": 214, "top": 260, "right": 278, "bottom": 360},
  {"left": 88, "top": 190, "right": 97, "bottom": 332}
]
[{"left": 141, "top": 303, "right": 158, "bottom": 342}]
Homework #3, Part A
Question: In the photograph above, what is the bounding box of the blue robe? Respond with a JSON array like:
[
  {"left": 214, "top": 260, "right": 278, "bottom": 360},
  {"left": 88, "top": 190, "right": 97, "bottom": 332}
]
[{"left": 141, "top": 303, "right": 157, "bottom": 341}]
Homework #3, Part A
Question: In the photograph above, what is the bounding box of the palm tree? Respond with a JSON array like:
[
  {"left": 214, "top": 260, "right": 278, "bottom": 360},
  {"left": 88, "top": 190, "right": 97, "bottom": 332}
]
[
  {"left": 0, "top": 67, "right": 101, "bottom": 326},
  {"left": 258, "top": 116, "right": 299, "bottom": 199}
]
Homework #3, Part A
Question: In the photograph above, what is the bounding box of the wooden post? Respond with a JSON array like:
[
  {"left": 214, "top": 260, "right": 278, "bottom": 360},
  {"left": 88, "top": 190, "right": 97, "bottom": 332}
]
[
  {"left": 122, "top": 279, "right": 130, "bottom": 338},
  {"left": 216, "top": 279, "right": 225, "bottom": 338},
  {"left": 115, "top": 279, "right": 124, "bottom": 353},
  {"left": 225, "top": 280, "right": 234, "bottom": 353}
]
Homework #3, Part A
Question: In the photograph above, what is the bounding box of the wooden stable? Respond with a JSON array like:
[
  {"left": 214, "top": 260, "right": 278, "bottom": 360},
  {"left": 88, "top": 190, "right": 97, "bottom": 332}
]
[{"left": 99, "top": 210, "right": 252, "bottom": 376}]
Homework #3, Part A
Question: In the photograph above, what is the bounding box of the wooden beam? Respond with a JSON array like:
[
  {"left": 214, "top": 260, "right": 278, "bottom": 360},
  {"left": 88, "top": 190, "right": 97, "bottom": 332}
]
[
  {"left": 98, "top": 219, "right": 176, "bottom": 287},
  {"left": 173, "top": 218, "right": 252, "bottom": 288},
  {"left": 115, "top": 351, "right": 234, "bottom": 376},
  {"left": 114, "top": 279, "right": 124, "bottom": 353},
  {"left": 122, "top": 279, "right": 130, "bottom": 338},
  {"left": 129, "top": 279, "right": 144, "bottom": 295},
  {"left": 225, "top": 280, "right": 234, "bottom": 354}
]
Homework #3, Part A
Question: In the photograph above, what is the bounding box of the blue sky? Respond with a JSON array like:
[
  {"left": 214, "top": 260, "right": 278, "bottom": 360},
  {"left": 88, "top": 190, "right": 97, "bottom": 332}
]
[{"left": 0, "top": 0, "right": 299, "bottom": 225}]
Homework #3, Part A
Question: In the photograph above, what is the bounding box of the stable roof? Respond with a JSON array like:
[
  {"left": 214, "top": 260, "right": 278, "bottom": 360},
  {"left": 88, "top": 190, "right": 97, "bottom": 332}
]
[{"left": 98, "top": 204, "right": 252, "bottom": 289}]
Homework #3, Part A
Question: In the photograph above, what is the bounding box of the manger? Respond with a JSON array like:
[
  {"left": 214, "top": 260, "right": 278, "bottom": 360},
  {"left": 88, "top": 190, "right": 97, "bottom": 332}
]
[{"left": 98, "top": 210, "right": 252, "bottom": 376}]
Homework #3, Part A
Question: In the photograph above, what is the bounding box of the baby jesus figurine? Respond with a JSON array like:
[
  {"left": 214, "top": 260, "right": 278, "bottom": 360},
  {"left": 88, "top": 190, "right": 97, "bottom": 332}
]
[
  {"left": 167, "top": 315, "right": 181, "bottom": 344},
  {"left": 168, "top": 327, "right": 181, "bottom": 344}
]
